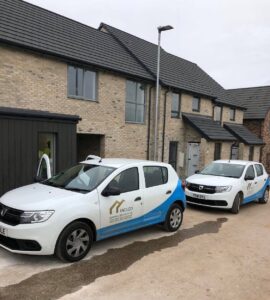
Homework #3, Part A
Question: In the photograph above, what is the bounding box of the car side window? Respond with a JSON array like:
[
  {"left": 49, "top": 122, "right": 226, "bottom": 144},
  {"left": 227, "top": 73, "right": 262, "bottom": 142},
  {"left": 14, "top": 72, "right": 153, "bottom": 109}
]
[
  {"left": 108, "top": 167, "right": 139, "bottom": 193},
  {"left": 245, "top": 165, "right": 255, "bottom": 179},
  {"left": 255, "top": 164, "right": 264, "bottom": 177},
  {"left": 143, "top": 166, "right": 168, "bottom": 188}
]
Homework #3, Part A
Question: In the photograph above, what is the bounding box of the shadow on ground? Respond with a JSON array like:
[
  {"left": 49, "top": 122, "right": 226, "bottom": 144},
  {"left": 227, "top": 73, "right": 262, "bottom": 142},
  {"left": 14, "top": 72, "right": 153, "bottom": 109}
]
[{"left": 0, "top": 218, "right": 228, "bottom": 300}]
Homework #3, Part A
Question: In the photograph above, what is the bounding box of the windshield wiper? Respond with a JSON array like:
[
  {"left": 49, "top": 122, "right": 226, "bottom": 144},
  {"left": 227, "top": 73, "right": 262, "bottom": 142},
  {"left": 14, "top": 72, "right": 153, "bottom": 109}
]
[{"left": 64, "top": 187, "right": 90, "bottom": 193}]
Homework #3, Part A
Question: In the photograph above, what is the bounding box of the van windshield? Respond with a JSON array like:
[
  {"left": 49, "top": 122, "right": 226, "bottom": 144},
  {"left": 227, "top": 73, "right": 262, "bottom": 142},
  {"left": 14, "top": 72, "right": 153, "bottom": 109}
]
[
  {"left": 200, "top": 163, "right": 245, "bottom": 179},
  {"left": 41, "top": 164, "right": 116, "bottom": 193}
]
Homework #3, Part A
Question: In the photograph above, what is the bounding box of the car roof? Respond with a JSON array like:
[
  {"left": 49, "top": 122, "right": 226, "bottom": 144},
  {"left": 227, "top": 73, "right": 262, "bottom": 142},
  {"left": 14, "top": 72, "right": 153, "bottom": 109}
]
[
  {"left": 214, "top": 160, "right": 261, "bottom": 165},
  {"left": 80, "top": 158, "right": 170, "bottom": 168}
]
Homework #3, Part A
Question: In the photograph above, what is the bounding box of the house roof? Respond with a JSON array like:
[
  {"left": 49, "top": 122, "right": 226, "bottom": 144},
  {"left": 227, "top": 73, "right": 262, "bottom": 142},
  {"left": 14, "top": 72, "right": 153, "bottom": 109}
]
[
  {"left": 224, "top": 123, "right": 264, "bottom": 145},
  {"left": 182, "top": 113, "right": 236, "bottom": 141},
  {"left": 227, "top": 86, "right": 270, "bottom": 120},
  {"left": 101, "top": 23, "right": 246, "bottom": 109},
  {"left": 0, "top": 0, "right": 154, "bottom": 81}
]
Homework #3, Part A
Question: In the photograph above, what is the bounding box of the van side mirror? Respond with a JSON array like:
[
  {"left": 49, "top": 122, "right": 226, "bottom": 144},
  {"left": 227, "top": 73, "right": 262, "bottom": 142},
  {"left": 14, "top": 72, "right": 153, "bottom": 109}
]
[
  {"left": 102, "top": 186, "right": 121, "bottom": 197},
  {"left": 245, "top": 175, "right": 254, "bottom": 181}
]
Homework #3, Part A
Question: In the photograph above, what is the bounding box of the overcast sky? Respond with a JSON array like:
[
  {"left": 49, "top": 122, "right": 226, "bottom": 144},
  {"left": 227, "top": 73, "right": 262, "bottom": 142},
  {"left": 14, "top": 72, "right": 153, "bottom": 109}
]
[{"left": 26, "top": 0, "right": 270, "bottom": 89}]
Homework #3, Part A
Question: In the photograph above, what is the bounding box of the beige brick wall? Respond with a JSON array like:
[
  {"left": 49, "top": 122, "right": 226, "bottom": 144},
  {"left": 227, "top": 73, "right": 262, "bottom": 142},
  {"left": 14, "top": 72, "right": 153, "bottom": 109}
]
[
  {"left": 0, "top": 45, "right": 149, "bottom": 159},
  {"left": 222, "top": 106, "right": 243, "bottom": 124}
]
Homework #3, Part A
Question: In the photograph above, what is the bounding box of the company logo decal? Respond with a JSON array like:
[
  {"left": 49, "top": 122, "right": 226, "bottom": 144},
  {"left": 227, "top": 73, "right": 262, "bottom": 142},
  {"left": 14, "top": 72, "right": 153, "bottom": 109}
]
[{"left": 110, "top": 200, "right": 125, "bottom": 215}]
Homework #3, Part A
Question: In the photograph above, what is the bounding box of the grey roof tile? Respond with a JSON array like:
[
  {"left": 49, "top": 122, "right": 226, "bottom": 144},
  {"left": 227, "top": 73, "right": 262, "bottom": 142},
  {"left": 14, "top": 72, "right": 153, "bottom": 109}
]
[
  {"left": 182, "top": 113, "right": 236, "bottom": 141},
  {"left": 224, "top": 123, "right": 264, "bottom": 145},
  {"left": 227, "top": 86, "right": 270, "bottom": 120}
]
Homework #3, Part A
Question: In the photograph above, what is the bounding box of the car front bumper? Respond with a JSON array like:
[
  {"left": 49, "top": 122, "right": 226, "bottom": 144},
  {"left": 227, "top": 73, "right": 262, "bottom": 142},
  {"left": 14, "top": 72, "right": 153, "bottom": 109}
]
[
  {"left": 185, "top": 188, "right": 234, "bottom": 209},
  {"left": 0, "top": 220, "right": 59, "bottom": 255}
]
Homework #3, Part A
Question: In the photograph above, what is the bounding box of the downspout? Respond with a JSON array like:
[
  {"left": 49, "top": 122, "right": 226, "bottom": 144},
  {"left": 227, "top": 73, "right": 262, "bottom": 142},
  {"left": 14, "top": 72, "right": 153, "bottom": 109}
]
[
  {"left": 147, "top": 86, "right": 153, "bottom": 160},
  {"left": 161, "top": 90, "right": 170, "bottom": 162}
]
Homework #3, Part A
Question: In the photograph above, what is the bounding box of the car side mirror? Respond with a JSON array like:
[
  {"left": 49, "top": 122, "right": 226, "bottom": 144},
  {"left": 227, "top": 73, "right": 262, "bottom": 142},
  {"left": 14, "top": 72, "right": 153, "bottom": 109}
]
[
  {"left": 245, "top": 175, "right": 254, "bottom": 181},
  {"left": 102, "top": 186, "right": 121, "bottom": 197},
  {"left": 195, "top": 170, "right": 200, "bottom": 174}
]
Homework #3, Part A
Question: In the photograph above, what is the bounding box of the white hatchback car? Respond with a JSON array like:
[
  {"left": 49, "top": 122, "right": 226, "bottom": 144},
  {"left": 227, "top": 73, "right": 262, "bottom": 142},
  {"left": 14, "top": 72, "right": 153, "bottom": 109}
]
[
  {"left": 0, "top": 157, "right": 186, "bottom": 262},
  {"left": 185, "top": 160, "right": 269, "bottom": 213}
]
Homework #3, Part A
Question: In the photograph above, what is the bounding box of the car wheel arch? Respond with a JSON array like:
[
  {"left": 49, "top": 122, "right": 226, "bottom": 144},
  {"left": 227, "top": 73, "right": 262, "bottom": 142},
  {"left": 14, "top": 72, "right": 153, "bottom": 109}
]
[{"left": 172, "top": 200, "right": 185, "bottom": 211}]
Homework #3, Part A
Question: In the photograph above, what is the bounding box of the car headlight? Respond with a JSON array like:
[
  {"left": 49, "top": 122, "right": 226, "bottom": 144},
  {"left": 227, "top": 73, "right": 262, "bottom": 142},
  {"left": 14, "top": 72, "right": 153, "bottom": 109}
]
[
  {"left": 215, "top": 186, "right": 232, "bottom": 193},
  {"left": 20, "top": 210, "right": 54, "bottom": 224}
]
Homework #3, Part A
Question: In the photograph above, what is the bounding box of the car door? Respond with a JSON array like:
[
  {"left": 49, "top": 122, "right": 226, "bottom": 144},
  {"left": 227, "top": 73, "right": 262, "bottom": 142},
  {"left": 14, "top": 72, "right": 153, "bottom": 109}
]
[
  {"left": 98, "top": 167, "right": 144, "bottom": 238},
  {"left": 243, "top": 164, "right": 256, "bottom": 202},
  {"left": 255, "top": 164, "right": 268, "bottom": 196},
  {"left": 142, "top": 165, "right": 173, "bottom": 224},
  {"left": 36, "top": 154, "right": 52, "bottom": 180}
]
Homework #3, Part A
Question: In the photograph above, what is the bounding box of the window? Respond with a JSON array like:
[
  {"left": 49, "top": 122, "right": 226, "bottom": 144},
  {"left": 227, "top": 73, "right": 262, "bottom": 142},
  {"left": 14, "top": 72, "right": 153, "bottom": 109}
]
[
  {"left": 230, "top": 144, "right": 239, "bottom": 160},
  {"left": 214, "top": 143, "right": 221, "bottom": 160},
  {"left": 38, "top": 133, "right": 56, "bottom": 175},
  {"left": 171, "top": 93, "right": 181, "bottom": 118},
  {"left": 143, "top": 166, "right": 168, "bottom": 188},
  {"left": 192, "top": 97, "right": 200, "bottom": 112},
  {"left": 249, "top": 146, "right": 254, "bottom": 161},
  {"left": 255, "top": 164, "right": 263, "bottom": 176},
  {"left": 229, "top": 108, "right": 236, "bottom": 121},
  {"left": 108, "top": 167, "right": 139, "bottom": 193},
  {"left": 245, "top": 165, "right": 255, "bottom": 180},
  {"left": 68, "top": 65, "right": 97, "bottom": 100},
  {"left": 213, "top": 106, "right": 222, "bottom": 122},
  {"left": 125, "top": 80, "right": 145, "bottom": 123},
  {"left": 169, "top": 141, "right": 178, "bottom": 170}
]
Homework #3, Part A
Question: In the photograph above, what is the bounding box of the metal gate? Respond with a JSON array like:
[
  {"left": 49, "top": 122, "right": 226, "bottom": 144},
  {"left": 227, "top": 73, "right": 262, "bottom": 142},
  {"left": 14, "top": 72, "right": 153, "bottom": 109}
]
[{"left": 187, "top": 142, "right": 200, "bottom": 176}]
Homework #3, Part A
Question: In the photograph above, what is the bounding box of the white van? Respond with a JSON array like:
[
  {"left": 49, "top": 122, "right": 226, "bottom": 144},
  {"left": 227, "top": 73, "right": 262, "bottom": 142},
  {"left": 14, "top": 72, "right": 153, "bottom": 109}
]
[{"left": 0, "top": 156, "right": 186, "bottom": 262}]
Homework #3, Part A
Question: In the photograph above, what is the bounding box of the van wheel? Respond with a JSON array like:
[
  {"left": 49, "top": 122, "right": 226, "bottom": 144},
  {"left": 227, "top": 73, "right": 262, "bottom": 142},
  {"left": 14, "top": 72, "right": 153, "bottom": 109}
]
[
  {"left": 231, "top": 193, "right": 241, "bottom": 214},
  {"left": 259, "top": 188, "right": 269, "bottom": 204},
  {"left": 163, "top": 203, "right": 183, "bottom": 232},
  {"left": 55, "top": 221, "right": 93, "bottom": 262}
]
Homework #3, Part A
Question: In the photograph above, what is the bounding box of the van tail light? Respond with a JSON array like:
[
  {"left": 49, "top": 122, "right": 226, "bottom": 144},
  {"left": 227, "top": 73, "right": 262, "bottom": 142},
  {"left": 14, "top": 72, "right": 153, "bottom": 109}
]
[{"left": 181, "top": 180, "right": 186, "bottom": 190}]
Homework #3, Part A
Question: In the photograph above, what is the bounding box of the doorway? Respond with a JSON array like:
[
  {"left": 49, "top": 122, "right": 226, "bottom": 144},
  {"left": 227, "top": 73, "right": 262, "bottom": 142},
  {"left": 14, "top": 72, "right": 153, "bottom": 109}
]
[
  {"left": 187, "top": 142, "right": 200, "bottom": 176},
  {"left": 77, "top": 134, "right": 104, "bottom": 162}
]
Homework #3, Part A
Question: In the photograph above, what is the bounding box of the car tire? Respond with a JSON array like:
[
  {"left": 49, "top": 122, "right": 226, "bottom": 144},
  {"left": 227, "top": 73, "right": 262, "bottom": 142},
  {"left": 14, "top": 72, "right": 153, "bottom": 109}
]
[
  {"left": 163, "top": 203, "right": 183, "bottom": 232},
  {"left": 55, "top": 221, "right": 93, "bottom": 262},
  {"left": 259, "top": 188, "right": 269, "bottom": 204},
  {"left": 231, "top": 193, "right": 241, "bottom": 214}
]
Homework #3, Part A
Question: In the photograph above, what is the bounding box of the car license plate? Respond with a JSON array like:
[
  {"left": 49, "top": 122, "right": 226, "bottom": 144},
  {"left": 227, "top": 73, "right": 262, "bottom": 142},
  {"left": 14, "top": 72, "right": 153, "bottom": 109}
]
[
  {"left": 0, "top": 225, "right": 7, "bottom": 236},
  {"left": 192, "top": 193, "right": 206, "bottom": 200}
]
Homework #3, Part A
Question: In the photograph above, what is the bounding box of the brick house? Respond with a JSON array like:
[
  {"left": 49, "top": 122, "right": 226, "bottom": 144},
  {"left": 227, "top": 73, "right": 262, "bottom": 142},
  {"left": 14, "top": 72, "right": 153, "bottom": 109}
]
[
  {"left": 0, "top": 0, "right": 263, "bottom": 195},
  {"left": 228, "top": 86, "right": 270, "bottom": 172}
]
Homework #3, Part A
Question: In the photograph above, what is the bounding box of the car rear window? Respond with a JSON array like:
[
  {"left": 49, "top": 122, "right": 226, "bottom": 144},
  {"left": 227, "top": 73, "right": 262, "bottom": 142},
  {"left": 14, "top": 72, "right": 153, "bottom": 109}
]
[
  {"left": 143, "top": 166, "right": 168, "bottom": 188},
  {"left": 255, "top": 164, "right": 264, "bottom": 176}
]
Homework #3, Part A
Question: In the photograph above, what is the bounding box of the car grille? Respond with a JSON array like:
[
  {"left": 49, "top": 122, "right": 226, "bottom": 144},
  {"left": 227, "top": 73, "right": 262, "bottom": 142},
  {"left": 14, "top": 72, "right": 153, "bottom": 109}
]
[
  {"left": 187, "top": 183, "right": 216, "bottom": 194},
  {"left": 0, "top": 203, "right": 23, "bottom": 226},
  {"left": 186, "top": 196, "right": 228, "bottom": 207}
]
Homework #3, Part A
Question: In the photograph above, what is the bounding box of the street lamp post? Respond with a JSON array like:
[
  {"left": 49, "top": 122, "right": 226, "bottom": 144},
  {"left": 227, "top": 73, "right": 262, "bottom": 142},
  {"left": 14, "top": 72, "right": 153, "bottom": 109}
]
[{"left": 153, "top": 25, "right": 173, "bottom": 161}]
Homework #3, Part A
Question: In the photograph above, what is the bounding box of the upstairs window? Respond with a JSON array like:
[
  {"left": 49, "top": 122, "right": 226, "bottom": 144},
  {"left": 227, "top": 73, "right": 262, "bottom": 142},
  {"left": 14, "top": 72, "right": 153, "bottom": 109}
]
[
  {"left": 125, "top": 80, "right": 145, "bottom": 123},
  {"left": 214, "top": 106, "right": 222, "bottom": 122},
  {"left": 68, "top": 66, "right": 97, "bottom": 101},
  {"left": 192, "top": 97, "right": 200, "bottom": 112},
  {"left": 229, "top": 108, "right": 236, "bottom": 121},
  {"left": 171, "top": 93, "right": 181, "bottom": 118}
]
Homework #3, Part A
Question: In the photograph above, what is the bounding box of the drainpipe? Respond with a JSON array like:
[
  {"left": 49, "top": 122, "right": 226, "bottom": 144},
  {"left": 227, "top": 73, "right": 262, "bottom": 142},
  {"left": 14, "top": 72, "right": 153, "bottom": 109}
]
[
  {"left": 147, "top": 86, "right": 153, "bottom": 160},
  {"left": 161, "top": 90, "right": 170, "bottom": 162}
]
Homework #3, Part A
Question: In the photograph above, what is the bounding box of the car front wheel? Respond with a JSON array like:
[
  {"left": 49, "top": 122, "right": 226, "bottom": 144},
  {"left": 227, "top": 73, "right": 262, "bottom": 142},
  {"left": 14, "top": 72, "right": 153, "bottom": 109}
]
[
  {"left": 231, "top": 193, "right": 241, "bottom": 214},
  {"left": 55, "top": 221, "right": 93, "bottom": 262},
  {"left": 163, "top": 203, "right": 183, "bottom": 232}
]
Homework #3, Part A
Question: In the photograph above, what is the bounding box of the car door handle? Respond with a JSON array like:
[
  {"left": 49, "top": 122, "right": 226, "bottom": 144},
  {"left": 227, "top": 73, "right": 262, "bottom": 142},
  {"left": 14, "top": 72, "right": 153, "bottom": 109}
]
[
  {"left": 134, "top": 197, "right": 142, "bottom": 201},
  {"left": 166, "top": 190, "right": 172, "bottom": 195}
]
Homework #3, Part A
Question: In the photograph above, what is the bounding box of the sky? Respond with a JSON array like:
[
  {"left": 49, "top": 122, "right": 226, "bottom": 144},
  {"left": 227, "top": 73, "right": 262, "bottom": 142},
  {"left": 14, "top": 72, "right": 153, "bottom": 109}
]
[{"left": 26, "top": 0, "right": 270, "bottom": 89}]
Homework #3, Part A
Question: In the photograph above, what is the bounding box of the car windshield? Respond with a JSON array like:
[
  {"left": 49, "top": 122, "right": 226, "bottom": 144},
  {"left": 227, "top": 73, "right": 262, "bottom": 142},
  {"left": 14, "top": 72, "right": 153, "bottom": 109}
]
[
  {"left": 200, "top": 163, "right": 245, "bottom": 179},
  {"left": 41, "top": 164, "right": 116, "bottom": 193}
]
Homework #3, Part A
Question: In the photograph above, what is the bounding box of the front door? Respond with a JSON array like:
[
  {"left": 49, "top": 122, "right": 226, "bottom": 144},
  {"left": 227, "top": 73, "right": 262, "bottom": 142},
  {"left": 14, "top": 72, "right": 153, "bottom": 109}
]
[
  {"left": 187, "top": 143, "right": 200, "bottom": 176},
  {"left": 36, "top": 154, "right": 52, "bottom": 181},
  {"left": 98, "top": 167, "right": 143, "bottom": 238}
]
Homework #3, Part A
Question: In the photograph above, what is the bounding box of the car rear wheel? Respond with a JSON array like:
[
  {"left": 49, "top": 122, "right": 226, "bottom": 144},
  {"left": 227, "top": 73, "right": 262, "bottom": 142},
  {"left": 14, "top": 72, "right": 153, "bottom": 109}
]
[
  {"left": 55, "top": 221, "right": 93, "bottom": 262},
  {"left": 259, "top": 188, "right": 269, "bottom": 204},
  {"left": 231, "top": 193, "right": 241, "bottom": 214},
  {"left": 163, "top": 203, "right": 183, "bottom": 232}
]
